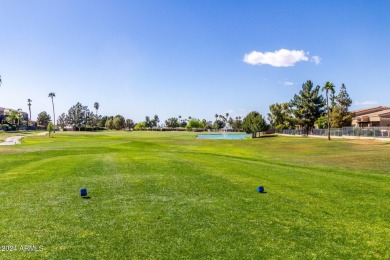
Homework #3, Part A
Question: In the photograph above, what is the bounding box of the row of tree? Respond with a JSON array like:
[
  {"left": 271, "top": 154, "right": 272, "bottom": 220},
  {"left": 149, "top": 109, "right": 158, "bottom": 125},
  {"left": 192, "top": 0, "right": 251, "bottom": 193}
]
[
  {"left": 1, "top": 74, "right": 353, "bottom": 139},
  {"left": 267, "top": 80, "right": 353, "bottom": 138},
  {"left": 162, "top": 114, "right": 244, "bottom": 131}
]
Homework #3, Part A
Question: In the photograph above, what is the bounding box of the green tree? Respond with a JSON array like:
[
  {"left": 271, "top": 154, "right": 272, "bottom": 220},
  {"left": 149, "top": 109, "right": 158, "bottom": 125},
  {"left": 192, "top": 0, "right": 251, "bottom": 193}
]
[
  {"left": 228, "top": 117, "right": 234, "bottom": 129},
  {"left": 67, "top": 102, "right": 88, "bottom": 131},
  {"left": 315, "top": 116, "right": 327, "bottom": 129},
  {"left": 84, "top": 111, "right": 94, "bottom": 130},
  {"left": 327, "top": 84, "right": 354, "bottom": 128},
  {"left": 322, "top": 81, "right": 335, "bottom": 140},
  {"left": 113, "top": 115, "right": 125, "bottom": 130},
  {"left": 47, "top": 122, "right": 54, "bottom": 137},
  {"left": 37, "top": 111, "right": 51, "bottom": 127},
  {"left": 6, "top": 109, "right": 20, "bottom": 125},
  {"left": 213, "top": 119, "right": 225, "bottom": 130},
  {"left": 48, "top": 92, "right": 56, "bottom": 133},
  {"left": 105, "top": 118, "right": 114, "bottom": 130},
  {"left": 180, "top": 119, "right": 187, "bottom": 128},
  {"left": 27, "top": 99, "right": 32, "bottom": 125},
  {"left": 268, "top": 102, "right": 294, "bottom": 129},
  {"left": 231, "top": 116, "right": 243, "bottom": 131},
  {"left": 218, "top": 114, "right": 227, "bottom": 127},
  {"left": 94, "top": 115, "right": 102, "bottom": 130},
  {"left": 290, "top": 80, "right": 325, "bottom": 135},
  {"left": 334, "top": 83, "right": 353, "bottom": 127},
  {"left": 329, "top": 106, "right": 344, "bottom": 128},
  {"left": 186, "top": 118, "right": 204, "bottom": 131},
  {"left": 145, "top": 116, "right": 151, "bottom": 128},
  {"left": 336, "top": 84, "right": 352, "bottom": 113},
  {"left": 151, "top": 115, "right": 159, "bottom": 128},
  {"left": 57, "top": 113, "right": 67, "bottom": 130},
  {"left": 17, "top": 108, "right": 26, "bottom": 127},
  {"left": 100, "top": 116, "right": 108, "bottom": 128},
  {"left": 125, "top": 119, "right": 135, "bottom": 130},
  {"left": 134, "top": 121, "right": 146, "bottom": 131},
  {"left": 165, "top": 117, "right": 180, "bottom": 128},
  {"left": 242, "top": 111, "right": 268, "bottom": 138}
]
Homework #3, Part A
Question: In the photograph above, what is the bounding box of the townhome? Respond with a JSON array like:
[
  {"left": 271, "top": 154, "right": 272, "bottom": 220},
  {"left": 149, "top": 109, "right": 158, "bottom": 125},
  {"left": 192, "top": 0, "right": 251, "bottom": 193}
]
[{"left": 352, "top": 106, "right": 390, "bottom": 127}]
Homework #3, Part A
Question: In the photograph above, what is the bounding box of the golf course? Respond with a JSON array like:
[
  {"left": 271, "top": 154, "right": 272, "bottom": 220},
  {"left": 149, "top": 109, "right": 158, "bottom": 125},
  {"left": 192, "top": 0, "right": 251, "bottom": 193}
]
[{"left": 0, "top": 131, "right": 389, "bottom": 259}]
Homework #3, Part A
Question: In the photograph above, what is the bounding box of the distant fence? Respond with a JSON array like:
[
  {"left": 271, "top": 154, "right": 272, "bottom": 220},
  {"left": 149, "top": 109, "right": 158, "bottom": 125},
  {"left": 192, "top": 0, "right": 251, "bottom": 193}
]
[{"left": 277, "top": 127, "right": 390, "bottom": 139}]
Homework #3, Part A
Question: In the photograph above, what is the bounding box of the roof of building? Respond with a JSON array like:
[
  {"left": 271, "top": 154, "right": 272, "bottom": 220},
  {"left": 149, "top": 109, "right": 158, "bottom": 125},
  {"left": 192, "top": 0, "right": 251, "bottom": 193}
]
[
  {"left": 353, "top": 107, "right": 390, "bottom": 122},
  {"left": 352, "top": 106, "right": 390, "bottom": 116}
]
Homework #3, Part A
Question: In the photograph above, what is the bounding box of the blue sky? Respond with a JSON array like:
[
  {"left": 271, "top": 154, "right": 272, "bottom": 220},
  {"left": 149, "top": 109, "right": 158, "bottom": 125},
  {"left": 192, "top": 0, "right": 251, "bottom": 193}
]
[{"left": 1, "top": 0, "right": 389, "bottom": 123}]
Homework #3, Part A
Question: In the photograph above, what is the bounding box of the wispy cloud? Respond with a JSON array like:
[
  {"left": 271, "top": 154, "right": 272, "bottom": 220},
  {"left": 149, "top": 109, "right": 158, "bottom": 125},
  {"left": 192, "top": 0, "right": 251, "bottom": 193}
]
[
  {"left": 311, "top": 56, "right": 321, "bottom": 65},
  {"left": 243, "top": 49, "right": 320, "bottom": 67},
  {"left": 355, "top": 101, "right": 379, "bottom": 106},
  {"left": 279, "top": 81, "right": 294, "bottom": 86}
]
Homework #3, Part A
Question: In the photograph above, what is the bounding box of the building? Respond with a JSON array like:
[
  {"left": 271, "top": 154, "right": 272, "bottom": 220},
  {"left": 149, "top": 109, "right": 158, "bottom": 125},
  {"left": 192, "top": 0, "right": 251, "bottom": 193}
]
[
  {"left": 352, "top": 106, "right": 390, "bottom": 127},
  {"left": 0, "top": 107, "right": 29, "bottom": 124}
]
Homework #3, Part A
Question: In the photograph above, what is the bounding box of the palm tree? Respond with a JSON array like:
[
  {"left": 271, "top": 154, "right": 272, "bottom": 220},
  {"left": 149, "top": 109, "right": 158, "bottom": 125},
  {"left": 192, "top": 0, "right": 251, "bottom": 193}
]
[
  {"left": 225, "top": 113, "right": 230, "bottom": 128},
  {"left": 17, "top": 108, "right": 23, "bottom": 127},
  {"left": 48, "top": 92, "right": 56, "bottom": 133},
  {"left": 27, "top": 99, "right": 32, "bottom": 126},
  {"left": 94, "top": 102, "right": 100, "bottom": 130},
  {"left": 6, "top": 109, "right": 20, "bottom": 125},
  {"left": 322, "top": 82, "right": 335, "bottom": 140},
  {"left": 94, "top": 102, "right": 99, "bottom": 116}
]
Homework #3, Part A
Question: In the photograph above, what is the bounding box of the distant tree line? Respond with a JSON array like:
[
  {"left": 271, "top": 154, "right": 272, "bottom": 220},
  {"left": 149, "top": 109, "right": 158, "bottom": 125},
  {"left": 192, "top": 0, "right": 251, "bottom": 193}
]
[{"left": 1, "top": 73, "right": 354, "bottom": 138}]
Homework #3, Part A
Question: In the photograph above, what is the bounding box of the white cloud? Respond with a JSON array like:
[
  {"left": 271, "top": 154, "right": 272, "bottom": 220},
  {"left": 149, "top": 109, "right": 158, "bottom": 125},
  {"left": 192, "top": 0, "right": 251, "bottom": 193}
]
[
  {"left": 243, "top": 49, "right": 321, "bottom": 67},
  {"left": 243, "top": 49, "right": 309, "bottom": 67},
  {"left": 355, "top": 101, "right": 379, "bottom": 106},
  {"left": 311, "top": 56, "right": 321, "bottom": 65},
  {"left": 279, "top": 81, "right": 294, "bottom": 86}
]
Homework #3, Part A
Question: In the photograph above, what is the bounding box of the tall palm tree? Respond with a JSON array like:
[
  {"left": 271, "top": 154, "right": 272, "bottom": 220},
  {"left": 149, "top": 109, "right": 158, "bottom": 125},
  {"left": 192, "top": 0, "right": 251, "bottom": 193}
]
[
  {"left": 27, "top": 99, "right": 32, "bottom": 126},
  {"left": 93, "top": 102, "right": 99, "bottom": 130},
  {"left": 48, "top": 92, "right": 56, "bottom": 133},
  {"left": 225, "top": 113, "right": 230, "bottom": 128},
  {"left": 94, "top": 102, "right": 99, "bottom": 116},
  {"left": 322, "top": 82, "right": 335, "bottom": 140}
]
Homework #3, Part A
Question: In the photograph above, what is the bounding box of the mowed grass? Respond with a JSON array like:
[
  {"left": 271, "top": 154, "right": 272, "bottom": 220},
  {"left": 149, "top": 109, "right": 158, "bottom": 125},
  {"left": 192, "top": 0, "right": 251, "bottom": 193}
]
[{"left": 0, "top": 131, "right": 389, "bottom": 259}]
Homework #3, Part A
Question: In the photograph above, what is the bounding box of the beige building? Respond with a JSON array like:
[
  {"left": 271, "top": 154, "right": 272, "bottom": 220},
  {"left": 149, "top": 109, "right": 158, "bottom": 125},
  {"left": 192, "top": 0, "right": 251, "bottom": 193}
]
[
  {"left": 352, "top": 106, "right": 390, "bottom": 127},
  {"left": 0, "top": 107, "right": 29, "bottom": 124}
]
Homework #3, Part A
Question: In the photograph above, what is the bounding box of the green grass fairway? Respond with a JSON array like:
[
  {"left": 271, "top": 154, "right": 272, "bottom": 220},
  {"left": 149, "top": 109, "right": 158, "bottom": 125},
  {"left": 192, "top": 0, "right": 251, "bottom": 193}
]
[{"left": 1, "top": 132, "right": 389, "bottom": 259}]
